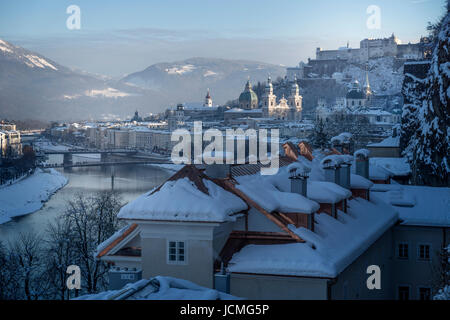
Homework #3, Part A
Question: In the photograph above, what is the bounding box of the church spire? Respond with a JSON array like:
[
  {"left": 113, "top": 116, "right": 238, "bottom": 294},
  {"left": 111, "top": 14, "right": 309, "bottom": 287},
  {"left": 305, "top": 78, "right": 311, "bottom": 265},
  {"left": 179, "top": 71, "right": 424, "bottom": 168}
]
[{"left": 204, "top": 88, "right": 213, "bottom": 107}]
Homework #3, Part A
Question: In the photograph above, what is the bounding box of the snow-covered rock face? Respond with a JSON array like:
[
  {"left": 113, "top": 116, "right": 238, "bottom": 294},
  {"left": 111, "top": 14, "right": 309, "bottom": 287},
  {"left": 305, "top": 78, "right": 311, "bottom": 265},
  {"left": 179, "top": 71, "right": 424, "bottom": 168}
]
[
  {"left": 343, "top": 57, "right": 404, "bottom": 95},
  {"left": 0, "top": 39, "right": 58, "bottom": 71},
  {"left": 0, "top": 40, "right": 13, "bottom": 53}
]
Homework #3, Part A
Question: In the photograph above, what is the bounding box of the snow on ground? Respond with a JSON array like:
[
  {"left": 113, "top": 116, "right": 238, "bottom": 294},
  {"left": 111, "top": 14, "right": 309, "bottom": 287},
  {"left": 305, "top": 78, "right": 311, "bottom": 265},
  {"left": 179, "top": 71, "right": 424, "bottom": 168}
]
[
  {"left": 85, "top": 88, "right": 130, "bottom": 98},
  {"left": 165, "top": 64, "right": 196, "bottom": 75},
  {"left": 228, "top": 194, "right": 398, "bottom": 278},
  {"left": 34, "top": 140, "right": 70, "bottom": 151},
  {"left": 0, "top": 168, "right": 68, "bottom": 224},
  {"left": 118, "top": 177, "right": 247, "bottom": 222},
  {"left": 75, "top": 276, "right": 240, "bottom": 300},
  {"left": 203, "top": 70, "right": 217, "bottom": 77}
]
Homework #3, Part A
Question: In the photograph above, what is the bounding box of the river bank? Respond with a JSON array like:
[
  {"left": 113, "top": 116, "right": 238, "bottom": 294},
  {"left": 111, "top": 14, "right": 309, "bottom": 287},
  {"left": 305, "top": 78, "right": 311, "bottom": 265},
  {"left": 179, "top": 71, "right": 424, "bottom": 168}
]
[{"left": 0, "top": 168, "right": 68, "bottom": 224}]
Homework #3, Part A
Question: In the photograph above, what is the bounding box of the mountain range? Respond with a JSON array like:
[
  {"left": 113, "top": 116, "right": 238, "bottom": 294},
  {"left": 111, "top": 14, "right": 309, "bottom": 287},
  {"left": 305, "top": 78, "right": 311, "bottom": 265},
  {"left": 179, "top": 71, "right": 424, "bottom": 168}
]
[{"left": 0, "top": 40, "right": 285, "bottom": 121}]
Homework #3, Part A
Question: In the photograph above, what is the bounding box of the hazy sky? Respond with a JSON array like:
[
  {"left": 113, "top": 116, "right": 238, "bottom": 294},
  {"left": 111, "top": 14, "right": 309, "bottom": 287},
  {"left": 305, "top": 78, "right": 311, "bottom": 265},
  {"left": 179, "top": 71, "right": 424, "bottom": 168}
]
[{"left": 0, "top": 0, "right": 446, "bottom": 77}]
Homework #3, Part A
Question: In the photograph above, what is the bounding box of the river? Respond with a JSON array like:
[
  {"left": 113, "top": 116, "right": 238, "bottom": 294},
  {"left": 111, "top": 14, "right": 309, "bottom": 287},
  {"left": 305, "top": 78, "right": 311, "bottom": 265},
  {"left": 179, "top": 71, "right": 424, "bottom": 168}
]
[{"left": 0, "top": 154, "right": 172, "bottom": 243}]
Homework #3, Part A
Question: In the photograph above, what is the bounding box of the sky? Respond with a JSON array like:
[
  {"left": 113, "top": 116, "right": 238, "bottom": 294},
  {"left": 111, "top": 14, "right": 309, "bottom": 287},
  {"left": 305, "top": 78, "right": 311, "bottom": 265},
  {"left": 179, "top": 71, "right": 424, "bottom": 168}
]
[{"left": 0, "top": 0, "right": 446, "bottom": 77}]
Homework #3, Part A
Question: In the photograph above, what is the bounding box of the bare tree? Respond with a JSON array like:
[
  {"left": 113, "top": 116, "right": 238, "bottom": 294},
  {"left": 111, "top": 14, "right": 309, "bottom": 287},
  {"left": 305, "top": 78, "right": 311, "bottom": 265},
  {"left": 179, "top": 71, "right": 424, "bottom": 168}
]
[
  {"left": 44, "top": 217, "right": 78, "bottom": 300},
  {"left": 62, "top": 190, "right": 123, "bottom": 294},
  {"left": 8, "top": 232, "right": 49, "bottom": 300}
]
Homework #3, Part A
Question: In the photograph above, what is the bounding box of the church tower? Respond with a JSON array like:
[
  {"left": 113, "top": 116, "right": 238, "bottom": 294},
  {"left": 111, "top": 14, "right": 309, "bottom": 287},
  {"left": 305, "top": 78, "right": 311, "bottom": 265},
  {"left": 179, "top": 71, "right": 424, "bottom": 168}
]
[
  {"left": 363, "top": 70, "right": 372, "bottom": 104},
  {"left": 287, "top": 76, "right": 303, "bottom": 121},
  {"left": 261, "top": 76, "right": 277, "bottom": 117},
  {"left": 204, "top": 88, "right": 213, "bottom": 107}
]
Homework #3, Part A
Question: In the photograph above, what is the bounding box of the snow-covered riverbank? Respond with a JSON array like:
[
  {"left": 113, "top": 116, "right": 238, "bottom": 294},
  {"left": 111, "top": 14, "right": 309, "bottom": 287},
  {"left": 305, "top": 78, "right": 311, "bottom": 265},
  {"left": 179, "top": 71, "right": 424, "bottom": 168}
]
[{"left": 0, "top": 168, "right": 68, "bottom": 224}]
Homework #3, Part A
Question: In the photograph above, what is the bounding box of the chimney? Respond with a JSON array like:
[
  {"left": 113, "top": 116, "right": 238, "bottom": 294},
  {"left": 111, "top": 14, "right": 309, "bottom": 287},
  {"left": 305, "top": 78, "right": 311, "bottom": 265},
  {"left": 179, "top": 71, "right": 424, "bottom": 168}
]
[
  {"left": 339, "top": 158, "right": 352, "bottom": 189},
  {"left": 354, "top": 149, "right": 370, "bottom": 179},
  {"left": 323, "top": 163, "right": 341, "bottom": 186},
  {"left": 288, "top": 165, "right": 314, "bottom": 230},
  {"left": 289, "top": 167, "right": 308, "bottom": 197}
]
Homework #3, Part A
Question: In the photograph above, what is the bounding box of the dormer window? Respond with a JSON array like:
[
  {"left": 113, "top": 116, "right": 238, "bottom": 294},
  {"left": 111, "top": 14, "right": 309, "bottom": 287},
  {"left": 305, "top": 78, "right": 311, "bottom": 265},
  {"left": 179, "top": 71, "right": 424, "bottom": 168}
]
[{"left": 167, "top": 240, "right": 187, "bottom": 264}]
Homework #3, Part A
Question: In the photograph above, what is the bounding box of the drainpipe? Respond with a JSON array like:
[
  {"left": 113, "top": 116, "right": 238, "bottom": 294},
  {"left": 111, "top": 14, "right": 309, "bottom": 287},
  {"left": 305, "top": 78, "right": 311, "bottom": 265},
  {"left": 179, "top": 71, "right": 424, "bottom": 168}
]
[{"left": 327, "top": 278, "right": 338, "bottom": 300}]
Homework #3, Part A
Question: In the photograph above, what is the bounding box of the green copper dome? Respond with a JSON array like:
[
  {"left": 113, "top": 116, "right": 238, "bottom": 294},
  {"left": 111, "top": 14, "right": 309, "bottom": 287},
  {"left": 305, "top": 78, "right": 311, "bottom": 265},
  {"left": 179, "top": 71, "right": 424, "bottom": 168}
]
[
  {"left": 238, "top": 79, "right": 258, "bottom": 104},
  {"left": 239, "top": 90, "right": 258, "bottom": 103}
]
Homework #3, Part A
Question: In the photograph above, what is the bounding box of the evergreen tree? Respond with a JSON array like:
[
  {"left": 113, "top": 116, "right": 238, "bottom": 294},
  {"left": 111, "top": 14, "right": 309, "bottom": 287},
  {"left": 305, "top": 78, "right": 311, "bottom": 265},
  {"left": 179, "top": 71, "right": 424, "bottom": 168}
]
[
  {"left": 411, "top": 9, "right": 449, "bottom": 186},
  {"left": 400, "top": 70, "right": 426, "bottom": 158},
  {"left": 311, "top": 118, "right": 328, "bottom": 149}
]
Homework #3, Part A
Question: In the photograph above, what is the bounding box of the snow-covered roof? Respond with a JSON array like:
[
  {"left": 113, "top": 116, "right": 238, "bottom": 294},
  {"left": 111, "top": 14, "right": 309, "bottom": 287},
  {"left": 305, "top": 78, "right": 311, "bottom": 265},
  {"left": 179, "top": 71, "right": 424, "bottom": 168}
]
[
  {"left": 236, "top": 165, "right": 352, "bottom": 206},
  {"left": 225, "top": 108, "right": 262, "bottom": 113},
  {"left": 367, "top": 136, "right": 400, "bottom": 147},
  {"left": 228, "top": 194, "right": 398, "bottom": 278},
  {"left": 75, "top": 276, "right": 240, "bottom": 300},
  {"left": 354, "top": 148, "right": 370, "bottom": 159},
  {"left": 118, "top": 166, "right": 247, "bottom": 222},
  {"left": 376, "top": 185, "right": 450, "bottom": 227},
  {"left": 96, "top": 224, "right": 138, "bottom": 258},
  {"left": 369, "top": 157, "right": 411, "bottom": 177},
  {"left": 331, "top": 132, "right": 352, "bottom": 144},
  {"left": 350, "top": 159, "right": 392, "bottom": 180},
  {"left": 321, "top": 154, "right": 353, "bottom": 168},
  {"left": 235, "top": 174, "right": 319, "bottom": 214}
]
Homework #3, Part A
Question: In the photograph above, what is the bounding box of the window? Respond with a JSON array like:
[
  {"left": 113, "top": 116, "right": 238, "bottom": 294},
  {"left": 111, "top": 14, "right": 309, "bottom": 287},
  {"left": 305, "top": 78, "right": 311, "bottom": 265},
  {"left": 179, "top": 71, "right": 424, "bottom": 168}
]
[
  {"left": 418, "top": 287, "right": 431, "bottom": 300},
  {"left": 167, "top": 241, "right": 187, "bottom": 264},
  {"left": 417, "top": 244, "right": 431, "bottom": 261},
  {"left": 397, "top": 243, "right": 409, "bottom": 259},
  {"left": 398, "top": 286, "right": 410, "bottom": 300}
]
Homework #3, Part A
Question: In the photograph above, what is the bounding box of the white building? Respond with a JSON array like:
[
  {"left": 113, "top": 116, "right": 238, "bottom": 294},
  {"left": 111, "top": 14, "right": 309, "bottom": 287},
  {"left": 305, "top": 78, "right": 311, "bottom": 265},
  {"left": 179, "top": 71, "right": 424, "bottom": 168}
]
[
  {"left": 95, "top": 143, "right": 448, "bottom": 300},
  {"left": 315, "top": 34, "right": 424, "bottom": 63},
  {"left": 261, "top": 76, "right": 302, "bottom": 121}
]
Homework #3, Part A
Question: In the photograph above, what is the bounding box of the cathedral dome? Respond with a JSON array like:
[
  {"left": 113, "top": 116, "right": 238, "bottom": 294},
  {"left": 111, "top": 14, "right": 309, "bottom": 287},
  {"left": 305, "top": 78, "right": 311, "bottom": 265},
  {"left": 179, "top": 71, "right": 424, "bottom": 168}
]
[
  {"left": 346, "top": 80, "right": 365, "bottom": 99},
  {"left": 239, "top": 80, "right": 258, "bottom": 105},
  {"left": 346, "top": 90, "right": 365, "bottom": 99}
]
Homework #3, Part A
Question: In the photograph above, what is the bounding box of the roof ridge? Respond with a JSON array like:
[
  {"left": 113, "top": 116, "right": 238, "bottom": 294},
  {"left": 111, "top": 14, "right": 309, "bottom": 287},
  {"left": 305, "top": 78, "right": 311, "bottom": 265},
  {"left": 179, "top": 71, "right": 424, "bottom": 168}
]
[{"left": 150, "top": 165, "right": 210, "bottom": 196}]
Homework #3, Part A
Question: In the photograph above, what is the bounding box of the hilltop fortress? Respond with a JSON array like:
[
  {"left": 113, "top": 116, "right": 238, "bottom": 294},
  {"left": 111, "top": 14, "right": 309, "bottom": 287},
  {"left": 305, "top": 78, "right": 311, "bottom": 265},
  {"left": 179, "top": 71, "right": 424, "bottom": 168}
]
[
  {"left": 287, "top": 34, "right": 429, "bottom": 80},
  {"left": 316, "top": 34, "right": 426, "bottom": 63}
]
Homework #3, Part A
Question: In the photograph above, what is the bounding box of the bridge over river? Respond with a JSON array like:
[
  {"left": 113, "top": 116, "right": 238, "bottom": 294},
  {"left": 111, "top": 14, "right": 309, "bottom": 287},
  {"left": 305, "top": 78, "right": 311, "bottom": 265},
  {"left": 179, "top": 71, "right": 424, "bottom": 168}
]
[{"left": 39, "top": 148, "right": 171, "bottom": 168}]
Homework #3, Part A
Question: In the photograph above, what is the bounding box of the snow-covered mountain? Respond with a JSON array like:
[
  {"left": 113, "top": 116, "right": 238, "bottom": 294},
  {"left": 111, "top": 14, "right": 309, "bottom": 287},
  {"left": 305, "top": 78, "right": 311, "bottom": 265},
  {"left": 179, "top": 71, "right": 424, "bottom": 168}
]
[
  {"left": 0, "top": 41, "right": 286, "bottom": 121},
  {"left": 121, "top": 57, "right": 286, "bottom": 105},
  {"left": 0, "top": 39, "right": 146, "bottom": 121}
]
